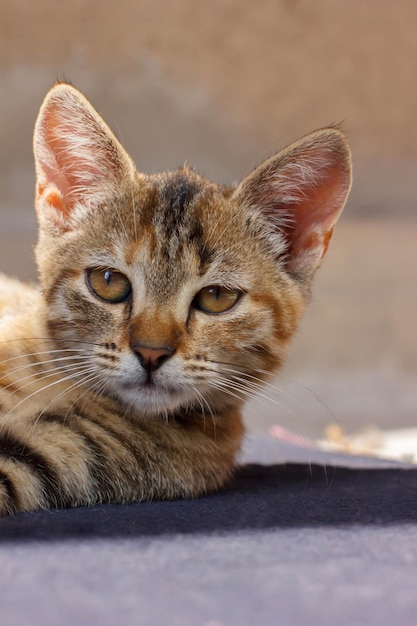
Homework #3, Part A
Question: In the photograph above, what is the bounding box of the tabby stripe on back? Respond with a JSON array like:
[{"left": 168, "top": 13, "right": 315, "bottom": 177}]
[
  {"left": 39, "top": 411, "right": 120, "bottom": 502},
  {"left": 0, "top": 468, "right": 18, "bottom": 513},
  {"left": 0, "top": 431, "right": 66, "bottom": 508}
]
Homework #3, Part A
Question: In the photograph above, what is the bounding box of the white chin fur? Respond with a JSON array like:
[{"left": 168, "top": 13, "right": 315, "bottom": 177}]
[{"left": 113, "top": 384, "right": 196, "bottom": 417}]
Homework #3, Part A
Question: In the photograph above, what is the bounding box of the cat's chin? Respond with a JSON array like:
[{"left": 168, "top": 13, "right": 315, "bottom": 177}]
[{"left": 111, "top": 383, "right": 197, "bottom": 418}]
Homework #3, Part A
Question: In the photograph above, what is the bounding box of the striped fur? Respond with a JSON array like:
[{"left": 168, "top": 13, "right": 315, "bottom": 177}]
[{"left": 0, "top": 84, "right": 351, "bottom": 514}]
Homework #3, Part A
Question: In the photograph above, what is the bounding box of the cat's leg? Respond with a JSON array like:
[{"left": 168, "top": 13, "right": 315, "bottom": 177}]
[{"left": 0, "top": 402, "right": 243, "bottom": 515}]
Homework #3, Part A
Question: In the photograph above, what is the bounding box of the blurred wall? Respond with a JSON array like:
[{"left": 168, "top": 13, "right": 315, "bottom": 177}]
[
  {"left": 0, "top": 0, "right": 416, "bottom": 435},
  {"left": 1, "top": 0, "right": 417, "bottom": 214}
]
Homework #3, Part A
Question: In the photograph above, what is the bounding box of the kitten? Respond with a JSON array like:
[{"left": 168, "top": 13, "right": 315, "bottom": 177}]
[{"left": 0, "top": 84, "right": 351, "bottom": 515}]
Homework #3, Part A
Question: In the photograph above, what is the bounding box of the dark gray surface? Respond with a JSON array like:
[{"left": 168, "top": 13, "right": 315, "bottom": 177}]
[{"left": 1, "top": 436, "right": 417, "bottom": 626}]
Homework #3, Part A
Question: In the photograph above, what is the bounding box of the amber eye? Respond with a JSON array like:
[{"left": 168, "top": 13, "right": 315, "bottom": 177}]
[
  {"left": 193, "top": 285, "right": 241, "bottom": 314},
  {"left": 87, "top": 269, "right": 132, "bottom": 303}
]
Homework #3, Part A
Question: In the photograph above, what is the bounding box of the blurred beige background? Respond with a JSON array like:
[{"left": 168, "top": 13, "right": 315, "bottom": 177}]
[{"left": 0, "top": 0, "right": 416, "bottom": 437}]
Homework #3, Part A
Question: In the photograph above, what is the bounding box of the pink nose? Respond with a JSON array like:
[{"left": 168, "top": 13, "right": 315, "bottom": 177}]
[{"left": 131, "top": 344, "right": 174, "bottom": 372}]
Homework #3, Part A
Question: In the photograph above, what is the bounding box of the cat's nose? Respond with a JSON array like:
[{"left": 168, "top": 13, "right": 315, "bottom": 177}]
[{"left": 131, "top": 344, "right": 174, "bottom": 372}]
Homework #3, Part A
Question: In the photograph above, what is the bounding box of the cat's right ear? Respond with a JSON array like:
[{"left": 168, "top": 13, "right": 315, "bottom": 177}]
[
  {"left": 33, "top": 83, "right": 135, "bottom": 232},
  {"left": 231, "top": 128, "right": 352, "bottom": 280}
]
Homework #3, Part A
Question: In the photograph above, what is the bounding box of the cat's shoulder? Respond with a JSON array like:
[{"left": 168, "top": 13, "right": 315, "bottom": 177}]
[{"left": 0, "top": 273, "right": 40, "bottom": 319}]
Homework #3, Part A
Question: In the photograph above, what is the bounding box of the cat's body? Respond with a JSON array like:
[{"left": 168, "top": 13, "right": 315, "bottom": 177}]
[{"left": 0, "top": 84, "right": 351, "bottom": 514}]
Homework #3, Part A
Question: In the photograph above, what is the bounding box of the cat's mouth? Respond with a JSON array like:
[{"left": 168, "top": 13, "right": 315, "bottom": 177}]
[
  {"left": 121, "top": 377, "right": 173, "bottom": 392},
  {"left": 115, "top": 378, "right": 194, "bottom": 416}
]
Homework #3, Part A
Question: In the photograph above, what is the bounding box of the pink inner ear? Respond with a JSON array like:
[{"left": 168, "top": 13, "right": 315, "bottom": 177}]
[
  {"left": 34, "top": 86, "right": 128, "bottom": 223},
  {"left": 254, "top": 144, "right": 351, "bottom": 276},
  {"left": 40, "top": 110, "right": 108, "bottom": 210},
  {"left": 43, "top": 112, "right": 78, "bottom": 202},
  {"left": 37, "top": 116, "right": 73, "bottom": 211},
  {"left": 287, "top": 165, "right": 348, "bottom": 263}
]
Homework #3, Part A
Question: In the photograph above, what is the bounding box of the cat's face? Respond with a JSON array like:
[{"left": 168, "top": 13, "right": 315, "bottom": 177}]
[
  {"left": 39, "top": 168, "right": 302, "bottom": 415},
  {"left": 33, "top": 84, "right": 351, "bottom": 417}
]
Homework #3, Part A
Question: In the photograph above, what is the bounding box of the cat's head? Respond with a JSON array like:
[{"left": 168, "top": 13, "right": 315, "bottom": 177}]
[{"left": 33, "top": 83, "right": 351, "bottom": 416}]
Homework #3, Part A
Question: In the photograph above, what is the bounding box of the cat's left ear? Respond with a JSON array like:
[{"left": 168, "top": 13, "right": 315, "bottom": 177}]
[
  {"left": 33, "top": 83, "right": 136, "bottom": 232},
  {"left": 231, "top": 128, "right": 352, "bottom": 278}
]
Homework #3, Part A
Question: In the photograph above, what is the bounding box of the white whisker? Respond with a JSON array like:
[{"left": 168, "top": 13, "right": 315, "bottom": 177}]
[
  {"left": 193, "top": 387, "right": 216, "bottom": 436},
  {"left": 1, "top": 353, "right": 91, "bottom": 377},
  {"left": 31, "top": 370, "right": 106, "bottom": 431},
  {"left": 1, "top": 364, "right": 100, "bottom": 426},
  {"left": 2, "top": 361, "right": 94, "bottom": 397}
]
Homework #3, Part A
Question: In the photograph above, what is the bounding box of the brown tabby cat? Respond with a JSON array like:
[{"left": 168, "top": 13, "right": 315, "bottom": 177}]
[{"left": 0, "top": 84, "right": 351, "bottom": 515}]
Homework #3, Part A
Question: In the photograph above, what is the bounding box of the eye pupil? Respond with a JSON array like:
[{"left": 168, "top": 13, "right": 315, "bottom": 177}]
[{"left": 104, "top": 270, "right": 112, "bottom": 286}]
